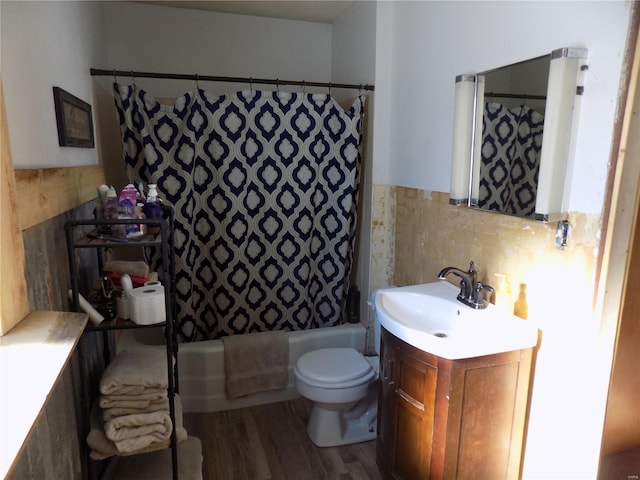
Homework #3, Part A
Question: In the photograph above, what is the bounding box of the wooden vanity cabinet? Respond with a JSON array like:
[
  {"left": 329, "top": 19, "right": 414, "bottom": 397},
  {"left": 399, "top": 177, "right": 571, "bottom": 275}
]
[{"left": 376, "top": 327, "right": 533, "bottom": 480}]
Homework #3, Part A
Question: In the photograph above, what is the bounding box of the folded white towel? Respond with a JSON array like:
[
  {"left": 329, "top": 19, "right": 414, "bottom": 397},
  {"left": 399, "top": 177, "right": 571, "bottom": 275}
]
[
  {"left": 102, "top": 397, "right": 170, "bottom": 422},
  {"left": 100, "top": 348, "right": 170, "bottom": 396},
  {"left": 88, "top": 395, "right": 187, "bottom": 458},
  {"left": 105, "top": 409, "right": 173, "bottom": 444},
  {"left": 99, "top": 391, "right": 167, "bottom": 409}
]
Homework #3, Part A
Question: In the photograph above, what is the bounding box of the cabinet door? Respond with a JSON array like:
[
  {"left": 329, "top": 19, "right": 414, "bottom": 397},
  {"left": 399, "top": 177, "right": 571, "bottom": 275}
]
[{"left": 378, "top": 329, "right": 438, "bottom": 479}]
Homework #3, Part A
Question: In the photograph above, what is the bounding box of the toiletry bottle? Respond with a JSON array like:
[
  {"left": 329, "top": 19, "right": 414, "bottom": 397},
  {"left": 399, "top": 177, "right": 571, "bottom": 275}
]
[
  {"left": 119, "top": 184, "right": 139, "bottom": 237},
  {"left": 97, "top": 184, "right": 110, "bottom": 219},
  {"left": 514, "top": 283, "right": 528, "bottom": 319},
  {"left": 493, "top": 273, "right": 513, "bottom": 313},
  {"left": 136, "top": 203, "right": 147, "bottom": 235},
  {"left": 143, "top": 184, "right": 162, "bottom": 234},
  {"left": 137, "top": 181, "right": 146, "bottom": 203},
  {"left": 104, "top": 186, "right": 118, "bottom": 219}
]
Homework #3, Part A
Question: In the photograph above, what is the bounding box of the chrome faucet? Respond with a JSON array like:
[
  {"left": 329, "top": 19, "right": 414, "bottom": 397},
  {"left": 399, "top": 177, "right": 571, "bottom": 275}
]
[{"left": 437, "top": 261, "right": 494, "bottom": 309}]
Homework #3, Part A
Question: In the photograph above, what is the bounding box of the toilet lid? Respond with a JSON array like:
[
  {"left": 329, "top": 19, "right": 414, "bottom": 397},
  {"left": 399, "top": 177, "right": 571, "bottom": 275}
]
[{"left": 297, "top": 348, "right": 372, "bottom": 383}]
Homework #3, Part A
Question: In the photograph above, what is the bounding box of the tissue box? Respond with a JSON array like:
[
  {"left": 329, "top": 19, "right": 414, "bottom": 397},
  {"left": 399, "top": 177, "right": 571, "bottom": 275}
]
[{"left": 129, "top": 284, "right": 166, "bottom": 325}]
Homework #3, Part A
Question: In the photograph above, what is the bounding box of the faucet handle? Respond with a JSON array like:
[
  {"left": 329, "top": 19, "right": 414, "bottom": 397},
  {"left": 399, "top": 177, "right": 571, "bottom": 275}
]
[{"left": 472, "top": 282, "right": 494, "bottom": 308}]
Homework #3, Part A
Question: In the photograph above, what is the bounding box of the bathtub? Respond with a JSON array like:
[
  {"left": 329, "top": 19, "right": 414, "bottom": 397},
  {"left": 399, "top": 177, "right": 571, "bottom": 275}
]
[{"left": 118, "top": 323, "right": 368, "bottom": 413}]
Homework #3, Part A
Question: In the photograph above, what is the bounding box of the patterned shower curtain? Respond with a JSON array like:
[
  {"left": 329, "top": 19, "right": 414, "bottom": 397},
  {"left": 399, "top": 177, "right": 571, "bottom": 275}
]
[
  {"left": 479, "top": 102, "right": 544, "bottom": 217},
  {"left": 114, "top": 84, "right": 364, "bottom": 341}
]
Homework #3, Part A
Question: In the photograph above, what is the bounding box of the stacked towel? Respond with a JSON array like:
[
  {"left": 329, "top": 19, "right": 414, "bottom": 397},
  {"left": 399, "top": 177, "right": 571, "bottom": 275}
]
[
  {"left": 87, "top": 396, "right": 188, "bottom": 460},
  {"left": 87, "top": 348, "right": 187, "bottom": 459}
]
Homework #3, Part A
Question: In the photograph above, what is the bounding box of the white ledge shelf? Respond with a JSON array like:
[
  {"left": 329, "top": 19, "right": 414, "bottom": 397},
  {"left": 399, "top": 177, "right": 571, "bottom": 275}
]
[{"left": 0, "top": 310, "right": 87, "bottom": 479}]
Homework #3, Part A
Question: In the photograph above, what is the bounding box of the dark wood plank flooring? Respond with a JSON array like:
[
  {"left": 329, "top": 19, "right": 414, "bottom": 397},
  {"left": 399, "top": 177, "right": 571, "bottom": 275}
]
[
  {"left": 599, "top": 447, "right": 640, "bottom": 480},
  {"left": 183, "top": 398, "right": 382, "bottom": 480}
]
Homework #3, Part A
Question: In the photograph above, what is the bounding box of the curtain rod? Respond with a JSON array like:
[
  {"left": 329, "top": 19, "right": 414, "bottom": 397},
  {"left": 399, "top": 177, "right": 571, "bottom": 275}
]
[
  {"left": 484, "top": 92, "right": 546, "bottom": 101},
  {"left": 90, "top": 68, "right": 374, "bottom": 92}
]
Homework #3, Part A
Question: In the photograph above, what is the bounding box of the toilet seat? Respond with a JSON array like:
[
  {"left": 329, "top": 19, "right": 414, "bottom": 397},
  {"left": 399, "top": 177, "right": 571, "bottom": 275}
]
[{"left": 295, "top": 348, "right": 375, "bottom": 389}]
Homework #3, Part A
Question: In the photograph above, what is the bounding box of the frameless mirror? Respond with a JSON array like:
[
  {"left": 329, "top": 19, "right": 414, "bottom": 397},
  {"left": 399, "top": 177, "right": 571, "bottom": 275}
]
[{"left": 450, "top": 48, "right": 588, "bottom": 221}]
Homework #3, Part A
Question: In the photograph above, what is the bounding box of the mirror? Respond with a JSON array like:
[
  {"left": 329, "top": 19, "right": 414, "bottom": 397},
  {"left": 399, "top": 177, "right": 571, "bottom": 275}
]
[{"left": 450, "top": 48, "right": 588, "bottom": 221}]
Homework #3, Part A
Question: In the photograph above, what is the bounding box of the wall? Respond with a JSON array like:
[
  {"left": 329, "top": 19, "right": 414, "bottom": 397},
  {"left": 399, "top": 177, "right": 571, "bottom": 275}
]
[
  {"left": 0, "top": 81, "right": 29, "bottom": 335},
  {"left": 331, "top": 1, "right": 376, "bottom": 96},
  {"left": 100, "top": 1, "right": 333, "bottom": 98},
  {"left": 10, "top": 205, "right": 110, "bottom": 478},
  {"left": 374, "top": 1, "right": 630, "bottom": 216},
  {"left": 600, "top": 27, "right": 640, "bottom": 456},
  {"left": 1, "top": 1, "right": 107, "bottom": 169},
  {"left": 1, "top": 2, "right": 112, "bottom": 477},
  {"left": 371, "top": 2, "right": 635, "bottom": 479}
]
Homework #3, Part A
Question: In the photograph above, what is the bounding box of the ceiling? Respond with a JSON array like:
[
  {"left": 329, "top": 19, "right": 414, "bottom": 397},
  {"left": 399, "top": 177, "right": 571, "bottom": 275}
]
[{"left": 134, "top": 1, "right": 355, "bottom": 24}]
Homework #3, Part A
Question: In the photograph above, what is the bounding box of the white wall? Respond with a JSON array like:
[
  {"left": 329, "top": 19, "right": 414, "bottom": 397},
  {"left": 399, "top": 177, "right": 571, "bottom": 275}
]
[
  {"left": 1, "top": 1, "right": 108, "bottom": 168},
  {"left": 332, "top": 1, "right": 378, "bottom": 350},
  {"left": 374, "top": 0, "right": 632, "bottom": 215},
  {"left": 331, "top": 1, "right": 376, "bottom": 93},
  {"left": 101, "top": 2, "right": 333, "bottom": 98},
  {"left": 1, "top": 0, "right": 336, "bottom": 168}
]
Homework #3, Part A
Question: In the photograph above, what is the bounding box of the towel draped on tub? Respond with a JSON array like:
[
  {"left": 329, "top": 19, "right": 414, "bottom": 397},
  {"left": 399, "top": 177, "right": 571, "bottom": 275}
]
[{"left": 221, "top": 331, "right": 289, "bottom": 398}]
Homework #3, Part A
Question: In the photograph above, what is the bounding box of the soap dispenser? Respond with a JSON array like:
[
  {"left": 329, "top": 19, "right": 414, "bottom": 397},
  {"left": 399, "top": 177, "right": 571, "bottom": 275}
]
[
  {"left": 513, "top": 283, "right": 529, "bottom": 319},
  {"left": 493, "top": 273, "right": 513, "bottom": 313},
  {"left": 143, "top": 184, "right": 162, "bottom": 234}
]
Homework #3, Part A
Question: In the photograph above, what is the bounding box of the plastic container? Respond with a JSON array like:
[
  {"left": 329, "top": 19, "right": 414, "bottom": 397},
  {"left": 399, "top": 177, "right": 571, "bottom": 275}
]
[
  {"left": 119, "top": 184, "right": 140, "bottom": 237},
  {"left": 104, "top": 186, "right": 118, "bottom": 219},
  {"left": 143, "top": 184, "right": 162, "bottom": 234}
]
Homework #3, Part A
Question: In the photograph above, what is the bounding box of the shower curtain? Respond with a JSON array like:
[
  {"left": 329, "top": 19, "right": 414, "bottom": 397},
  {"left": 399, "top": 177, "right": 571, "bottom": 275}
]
[
  {"left": 479, "top": 102, "right": 544, "bottom": 217},
  {"left": 114, "top": 84, "right": 364, "bottom": 341}
]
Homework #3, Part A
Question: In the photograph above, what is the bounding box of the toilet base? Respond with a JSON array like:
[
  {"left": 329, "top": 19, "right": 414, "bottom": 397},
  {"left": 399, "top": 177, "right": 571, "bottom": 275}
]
[{"left": 306, "top": 385, "right": 378, "bottom": 447}]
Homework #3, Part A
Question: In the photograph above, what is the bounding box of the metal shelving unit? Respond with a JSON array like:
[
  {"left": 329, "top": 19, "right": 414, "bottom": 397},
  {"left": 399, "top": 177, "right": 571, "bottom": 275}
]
[{"left": 65, "top": 206, "right": 179, "bottom": 480}]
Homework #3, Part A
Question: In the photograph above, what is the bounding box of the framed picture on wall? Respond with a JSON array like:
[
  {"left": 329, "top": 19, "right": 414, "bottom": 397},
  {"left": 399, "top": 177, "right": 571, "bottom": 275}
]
[{"left": 52, "top": 87, "right": 95, "bottom": 148}]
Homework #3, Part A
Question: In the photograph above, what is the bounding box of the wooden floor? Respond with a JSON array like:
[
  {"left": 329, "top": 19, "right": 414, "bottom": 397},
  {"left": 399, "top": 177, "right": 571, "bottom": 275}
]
[
  {"left": 598, "top": 447, "right": 640, "bottom": 479},
  {"left": 183, "top": 398, "right": 383, "bottom": 480}
]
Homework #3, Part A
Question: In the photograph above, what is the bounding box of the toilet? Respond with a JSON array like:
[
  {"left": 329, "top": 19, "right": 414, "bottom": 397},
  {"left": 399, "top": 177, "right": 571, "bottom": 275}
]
[{"left": 294, "top": 320, "right": 381, "bottom": 447}]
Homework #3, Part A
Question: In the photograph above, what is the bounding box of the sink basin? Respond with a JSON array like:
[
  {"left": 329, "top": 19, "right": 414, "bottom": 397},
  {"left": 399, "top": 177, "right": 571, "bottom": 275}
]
[{"left": 374, "top": 281, "right": 538, "bottom": 360}]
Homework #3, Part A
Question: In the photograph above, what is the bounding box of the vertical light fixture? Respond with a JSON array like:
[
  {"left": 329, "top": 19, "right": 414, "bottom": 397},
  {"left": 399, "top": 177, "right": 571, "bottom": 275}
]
[
  {"left": 470, "top": 75, "right": 485, "bottom": 206},
  {"left": 535, "top": 47, "right": 588, "bottom": 221},
  {"left": 450, "top": 74, "right": 477, "bottom": 205}
]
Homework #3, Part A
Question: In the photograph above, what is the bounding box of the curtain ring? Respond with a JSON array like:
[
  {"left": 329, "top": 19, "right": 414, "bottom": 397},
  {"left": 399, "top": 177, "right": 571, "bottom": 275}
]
[
  {"left": 328, "top": 82, "right": 332, "bottom": 96},
  {"left": 195, "top": 73, "right": 199, "bottom": 90},
  {"left": 276, "top": 79, "right": 280, "bottom": 92},
  {"left": 113, "top": 69, "right": 117, "bottom": 83},
  {"left": 249, "top": 77, "right": 253, "bottom": 93},
  {"left": 302, "top": 80, "right": 306, "bottom": 94},
  {"left": 131, "top": 70, "right": 136, "bottom": 87}
]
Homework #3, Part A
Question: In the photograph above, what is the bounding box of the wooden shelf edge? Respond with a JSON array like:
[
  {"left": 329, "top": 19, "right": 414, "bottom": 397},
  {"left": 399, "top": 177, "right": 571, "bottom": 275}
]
[
  {"left": 0, "top": 311, "right": 88, "bottom": 479},
  {"left": 15, "top": 165, "right": 105, "bottom": 231}
]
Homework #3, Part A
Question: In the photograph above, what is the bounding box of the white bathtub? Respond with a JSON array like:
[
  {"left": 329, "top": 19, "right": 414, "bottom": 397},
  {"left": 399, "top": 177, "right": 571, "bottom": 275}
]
[{"left": 118, "top": 323, "right": 368, "bottom": 413}]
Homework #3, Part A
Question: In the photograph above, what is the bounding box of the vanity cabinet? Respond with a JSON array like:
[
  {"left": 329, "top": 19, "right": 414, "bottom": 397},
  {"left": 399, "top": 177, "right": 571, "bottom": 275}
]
[{"left": 376, "top": 327, "right": 533, "bottom": 479}]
